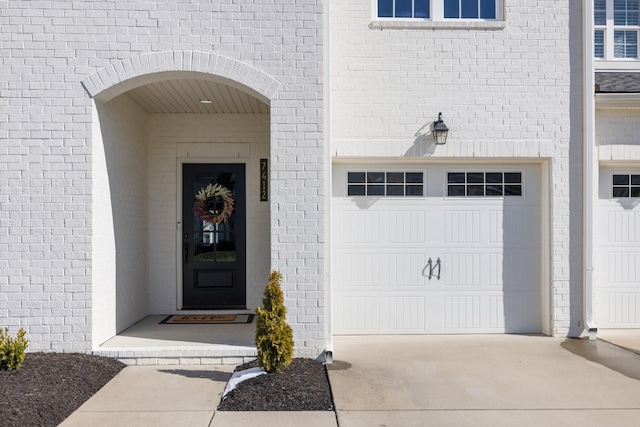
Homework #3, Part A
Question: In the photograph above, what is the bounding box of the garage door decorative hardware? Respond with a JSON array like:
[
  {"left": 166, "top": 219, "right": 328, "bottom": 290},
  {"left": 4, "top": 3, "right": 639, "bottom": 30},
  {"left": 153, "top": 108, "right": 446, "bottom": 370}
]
[{"left": 425, "top": 257, "right": 442, "bottom": 280}]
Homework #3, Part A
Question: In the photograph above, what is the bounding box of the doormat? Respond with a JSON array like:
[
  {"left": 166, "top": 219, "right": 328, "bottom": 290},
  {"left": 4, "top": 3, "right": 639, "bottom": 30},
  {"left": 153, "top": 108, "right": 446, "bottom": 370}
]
[{"left": 160, "top": 314, "right": 254, "bottom": 324}]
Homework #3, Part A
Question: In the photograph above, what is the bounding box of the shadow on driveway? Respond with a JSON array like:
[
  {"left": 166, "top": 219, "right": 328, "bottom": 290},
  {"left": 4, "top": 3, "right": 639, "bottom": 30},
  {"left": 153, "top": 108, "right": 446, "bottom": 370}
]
[{"left": 561, "top": 338, "right": 640, "bottom": 381}]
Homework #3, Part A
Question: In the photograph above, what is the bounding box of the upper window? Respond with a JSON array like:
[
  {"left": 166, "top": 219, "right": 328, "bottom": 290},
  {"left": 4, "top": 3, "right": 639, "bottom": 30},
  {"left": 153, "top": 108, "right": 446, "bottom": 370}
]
[
  {"left": 378, "top": 0, "right": 430, "bottom": 18},
  {"left": 376, "top": 0, "right": 500, "bottom": 20},
  {"left": 612, "top": 174, "right": 640, "bottom": 197},
  {"left": 444, "top": 0, "right": 496, "bottom": 19},
  {"left": 595, "top": 0, "right": 640, "bottom": 60}
]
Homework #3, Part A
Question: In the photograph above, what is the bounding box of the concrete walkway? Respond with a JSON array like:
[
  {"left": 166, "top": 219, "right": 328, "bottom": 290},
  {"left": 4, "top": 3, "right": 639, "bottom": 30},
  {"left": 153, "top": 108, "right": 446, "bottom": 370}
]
[
  {"left": 60, "top": 334, "right": 640, "bottom": 427},
  {"left": 59, "top": 364, "right": 337, "bottom": 427}
]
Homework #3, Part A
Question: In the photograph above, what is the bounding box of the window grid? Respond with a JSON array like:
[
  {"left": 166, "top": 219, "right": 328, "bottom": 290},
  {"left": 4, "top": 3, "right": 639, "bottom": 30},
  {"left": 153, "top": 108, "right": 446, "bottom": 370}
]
[
  {"left": 446, "top": 172, "right": 523, "bottom": 197},
  {"left": 378, "top": 0, "right": 430, "bottom": 18},
  {"left": 347, "top": 171, "right": 424, "bottom": 197},
  {"left": 612, "top": 174, "right": 640, "bottom": 198},
  {"left": 595, "top": 0, "right": 640, "bottom": 60},
  {"left": 444, "top": 0, "right": 496, "bottom": 19},
  {"left": 376, "top": 0, "right": 499, "bottom": 20},
  {"left": 614, "top": 30, "right": 638, "bottom": 57}
]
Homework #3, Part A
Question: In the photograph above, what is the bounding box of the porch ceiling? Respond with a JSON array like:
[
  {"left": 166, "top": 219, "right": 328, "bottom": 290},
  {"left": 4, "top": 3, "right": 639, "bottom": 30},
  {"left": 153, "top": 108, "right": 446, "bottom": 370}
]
[{"left": 125, "top": 78, "right": 270, "bottom": 114}]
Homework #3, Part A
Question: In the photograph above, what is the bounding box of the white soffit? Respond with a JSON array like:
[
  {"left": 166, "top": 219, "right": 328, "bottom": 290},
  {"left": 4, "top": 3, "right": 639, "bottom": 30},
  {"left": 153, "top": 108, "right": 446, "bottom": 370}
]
[{"left": 126, "top": 79, "right": 270, "bottom": 114}]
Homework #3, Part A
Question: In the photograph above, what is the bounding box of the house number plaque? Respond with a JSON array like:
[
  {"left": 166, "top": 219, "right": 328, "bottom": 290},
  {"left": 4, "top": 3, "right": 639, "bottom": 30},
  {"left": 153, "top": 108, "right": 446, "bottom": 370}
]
[{"left": 260, "top": 158, "right": 268, "bottom": 201}]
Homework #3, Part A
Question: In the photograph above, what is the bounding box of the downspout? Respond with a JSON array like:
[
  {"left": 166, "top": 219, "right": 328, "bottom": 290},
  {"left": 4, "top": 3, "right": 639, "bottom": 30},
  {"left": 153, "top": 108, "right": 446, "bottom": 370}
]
[
  {"left": 583, "top": 0, "right": 598, "bottom": 339},
  {"left": 322, "top": 0, "right": 334, "bottom": 362}
]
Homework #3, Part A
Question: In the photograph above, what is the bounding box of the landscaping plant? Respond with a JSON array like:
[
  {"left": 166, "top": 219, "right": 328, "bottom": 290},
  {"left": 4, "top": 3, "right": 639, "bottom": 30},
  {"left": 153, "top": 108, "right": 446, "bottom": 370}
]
[
  {"left": 0, "top": 327, "right": 29, "bottom": 371},
  {"left": 255, "top": 270, "right": 294, "bottom": 373}
]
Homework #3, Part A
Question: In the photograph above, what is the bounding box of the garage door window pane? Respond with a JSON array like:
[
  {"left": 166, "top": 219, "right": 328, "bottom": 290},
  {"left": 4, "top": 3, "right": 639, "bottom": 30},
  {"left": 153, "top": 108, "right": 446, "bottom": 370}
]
[
  {"left": 406, "top": 185, "right": 423, "bottom": 196},
  {"left": 367, "top": 172, "right": 385, "bottom": 183},
  {"left": 486, "top": 172, "right": 503, "bottom": 183},
  {"left": 632, "top": 187, "right": 640, "bottom": 197},
  {"left": 448, "top": 172, "right": 465, "bottom": 183},
  {"left": 467, "top": 172, "right": 484, "bottom": 183},
  {"left": 406, "top": 172, "right": 424, "bottom": 183},
  {"left": 613, "top": 174, "right": 629, "bottom": 185},
  {"left": 613, "top": 187, "right": 630, "bottom": 198},
  {"left": 448, "top": 185, "right": 465, "bottom": 196},
  {"left": 504, "top": 185, "right": 522, "bottom": 196},
  {"left": 467, "top": 185, "right": 484, "bottom": 196},
  {"left": 486, "top": 184, "right": 503, "bottom": 196},
  {"left": 387, "top": 172, "right": 404, "bottom": 183},
  {"left": 348, "top": 172, "right": 365, "bottom": 183},
  {"left": 367, "top": 185, "right": 385, "bottom": 196},
  {"left": 348, "top": 185, "right": 366, "bottom": 196},
  {"left": 632, "top": 175, "right": 640, "bottom": 185},
  {"left": 504, "top": 172, "right": 522, "bottom": 183},
  {"left": 387, "top": 185, "right": 405, "bottom": 196}
]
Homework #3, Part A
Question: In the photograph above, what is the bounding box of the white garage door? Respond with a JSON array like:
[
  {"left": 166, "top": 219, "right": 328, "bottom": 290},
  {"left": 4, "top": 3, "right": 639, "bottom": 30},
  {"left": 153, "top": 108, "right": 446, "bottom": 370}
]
[
  {"left": 599, "top": 167, "right": 640, "bottom": 327},
  {"left": 332, "top": 164, "right": 542, "bottom": 334}
]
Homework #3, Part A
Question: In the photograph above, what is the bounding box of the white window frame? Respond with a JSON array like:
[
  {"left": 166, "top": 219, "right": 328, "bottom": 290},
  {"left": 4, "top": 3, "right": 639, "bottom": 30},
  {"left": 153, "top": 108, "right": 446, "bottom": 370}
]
[
  {"left": 345, "top": 170, "right": 426, "bottom": 198},
  {"left": 444, "top": 170, "right": 525, "bottom": 198},
  {"left": 595, "top": 0, "right": 640, "bottom": 70},
  {"left": 371, "top": 0, "right": 505, "bottom": 30},
  {"left": 610, "top": 172, "right": 640, "bottom": 198}
]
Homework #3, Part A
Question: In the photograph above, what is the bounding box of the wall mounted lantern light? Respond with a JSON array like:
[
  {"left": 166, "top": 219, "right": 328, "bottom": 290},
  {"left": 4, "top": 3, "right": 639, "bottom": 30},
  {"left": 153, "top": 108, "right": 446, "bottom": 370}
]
[{"left": 432, "top": 112, "right": 449, "bottom": 145}]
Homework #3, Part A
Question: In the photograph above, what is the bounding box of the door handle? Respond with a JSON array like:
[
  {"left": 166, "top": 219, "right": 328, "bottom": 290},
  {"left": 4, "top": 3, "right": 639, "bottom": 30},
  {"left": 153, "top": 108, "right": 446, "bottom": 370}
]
[
  {"left": 434, "top": 257, "right": 441, "bottom": 281},
  {"left": 183, "top": 241, "right": 189, "bottom": 264},
  {"left": 423, "top": 257, "right": 441, "bottom": 281},
  {"left": 425, "top": 258, "right": 433, "bottom": 280}
]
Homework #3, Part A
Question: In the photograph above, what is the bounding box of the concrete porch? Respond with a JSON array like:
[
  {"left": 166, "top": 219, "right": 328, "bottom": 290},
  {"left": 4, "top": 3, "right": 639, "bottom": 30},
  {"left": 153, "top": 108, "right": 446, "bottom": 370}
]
[{"left": 93, "top": 316, "right": 257, "bottom": 365}]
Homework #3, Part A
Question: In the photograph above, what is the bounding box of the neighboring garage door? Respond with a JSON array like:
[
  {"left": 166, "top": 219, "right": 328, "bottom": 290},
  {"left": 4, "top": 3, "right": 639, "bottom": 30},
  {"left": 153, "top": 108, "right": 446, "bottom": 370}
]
[
  {"left": 332, "top": 163, "right": 542, "bottom": 334},
  {"left": 599, "top": 167, "right": 640, "bottom": 327}
]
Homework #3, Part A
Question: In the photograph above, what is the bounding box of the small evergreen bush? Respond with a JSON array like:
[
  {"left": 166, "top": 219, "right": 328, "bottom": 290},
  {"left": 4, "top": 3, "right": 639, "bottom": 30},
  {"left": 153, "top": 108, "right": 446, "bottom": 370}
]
[
  {"left": 0, "top": 327, "right": 29, "bottom": 371},
  {"left": 255, "top": 271, "right": 294, "bottom": 373}
]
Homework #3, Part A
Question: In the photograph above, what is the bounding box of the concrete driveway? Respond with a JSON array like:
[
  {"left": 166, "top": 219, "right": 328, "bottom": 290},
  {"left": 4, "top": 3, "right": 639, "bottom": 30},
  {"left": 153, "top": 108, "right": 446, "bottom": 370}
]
[{"left": 327, "top": 335, "right": 640, "bottom": 427}]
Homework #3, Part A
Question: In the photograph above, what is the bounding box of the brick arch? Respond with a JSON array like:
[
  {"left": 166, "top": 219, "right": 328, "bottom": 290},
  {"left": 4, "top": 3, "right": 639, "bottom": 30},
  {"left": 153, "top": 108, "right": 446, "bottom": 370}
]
[{"left": 81, "top": 51, "right": 282, "bottom": 104}]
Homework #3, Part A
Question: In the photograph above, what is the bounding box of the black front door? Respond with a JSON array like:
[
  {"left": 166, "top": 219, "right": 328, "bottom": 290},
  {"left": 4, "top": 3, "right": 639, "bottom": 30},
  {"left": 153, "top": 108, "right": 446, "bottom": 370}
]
[{"left": 182, "top": 163, "right": 246, "bottom": 309}]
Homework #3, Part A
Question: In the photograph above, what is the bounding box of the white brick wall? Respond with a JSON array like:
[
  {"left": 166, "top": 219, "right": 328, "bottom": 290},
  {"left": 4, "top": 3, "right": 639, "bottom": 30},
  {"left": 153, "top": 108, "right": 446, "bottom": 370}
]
[
  {"left": 92, "top": 94, "right": 150, "bottom": 348},
  {"left": 329, "top": 0, "right": 583, "bottom": 336},
  {"left": 1, "top": 1, "right": 324, "bottom": 356}
]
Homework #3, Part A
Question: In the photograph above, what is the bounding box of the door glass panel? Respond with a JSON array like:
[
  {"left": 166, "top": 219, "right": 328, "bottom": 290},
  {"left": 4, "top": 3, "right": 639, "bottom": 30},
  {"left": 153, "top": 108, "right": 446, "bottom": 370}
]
[{"left": 193, "top": 171, "right": 237, "bottom": 263}]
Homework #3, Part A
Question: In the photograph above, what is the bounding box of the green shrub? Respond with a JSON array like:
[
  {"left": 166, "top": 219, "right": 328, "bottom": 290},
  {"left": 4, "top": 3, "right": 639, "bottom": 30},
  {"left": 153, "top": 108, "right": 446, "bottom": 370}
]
[
  {"left": 255, "top": 271, "right": 294, "bottom": 373},
  {"left": 0, "top": 327, "right": 29, "bottom": 371}
]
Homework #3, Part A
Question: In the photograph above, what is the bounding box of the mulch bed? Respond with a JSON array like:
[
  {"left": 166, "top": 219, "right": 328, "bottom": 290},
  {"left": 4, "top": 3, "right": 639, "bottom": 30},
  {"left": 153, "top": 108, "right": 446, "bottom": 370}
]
[
  {"left": 0, "top": 352, "right": 125, "bottom": 427},
  {"left": 0, "top": 353, "right": 334, "bottom": 426},
  {"left": 217, "top": 358, "right": 335, "bottom": 411}
]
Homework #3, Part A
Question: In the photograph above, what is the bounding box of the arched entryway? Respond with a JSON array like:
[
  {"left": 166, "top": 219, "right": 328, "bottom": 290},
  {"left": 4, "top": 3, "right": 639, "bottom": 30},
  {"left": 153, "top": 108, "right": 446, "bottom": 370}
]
[{"left": 84, "top": 52, "right": 280, "bottom": 356}]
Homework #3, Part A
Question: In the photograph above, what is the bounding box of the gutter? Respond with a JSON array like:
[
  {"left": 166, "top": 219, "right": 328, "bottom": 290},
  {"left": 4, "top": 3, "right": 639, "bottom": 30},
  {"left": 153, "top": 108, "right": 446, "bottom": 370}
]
[
  {"left": 322, "top": 0, "right": 334, "bottom": 362},
  {"left": 583, "top": 0, "right": 598, "bottom": 339}
]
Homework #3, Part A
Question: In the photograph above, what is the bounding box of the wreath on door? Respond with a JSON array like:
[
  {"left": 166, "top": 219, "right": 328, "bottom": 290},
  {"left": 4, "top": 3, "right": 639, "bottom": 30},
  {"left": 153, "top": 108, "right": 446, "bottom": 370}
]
[{"left": 193, "top": 183, "right": 235, "bottom": 225}]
